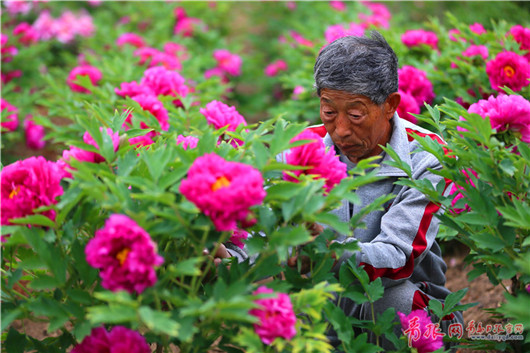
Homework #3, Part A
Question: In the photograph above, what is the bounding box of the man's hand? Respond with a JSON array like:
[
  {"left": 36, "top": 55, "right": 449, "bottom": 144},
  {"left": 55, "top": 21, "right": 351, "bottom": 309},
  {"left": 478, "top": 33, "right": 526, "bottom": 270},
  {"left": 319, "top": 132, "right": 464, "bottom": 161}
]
[{"left": 203, "top": 243, "right": 230, "bottom": 266}]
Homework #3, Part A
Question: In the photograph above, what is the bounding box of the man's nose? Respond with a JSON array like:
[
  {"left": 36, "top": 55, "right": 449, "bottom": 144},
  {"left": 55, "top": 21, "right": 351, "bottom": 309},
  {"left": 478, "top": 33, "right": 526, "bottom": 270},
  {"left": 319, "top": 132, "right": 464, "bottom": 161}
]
[{"left": 334, "top": 114, "right": 351, "bottom": 138}]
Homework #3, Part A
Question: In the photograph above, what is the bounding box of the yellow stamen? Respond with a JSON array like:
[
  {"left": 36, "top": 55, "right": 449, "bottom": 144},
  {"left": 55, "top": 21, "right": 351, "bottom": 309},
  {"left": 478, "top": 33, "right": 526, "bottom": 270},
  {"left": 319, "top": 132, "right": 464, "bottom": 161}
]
[
  {"left": 116, "top": 248, "right": 131, "bottom": 266},
  {"left": 211, "top": 176, "right": 230, "bottom": 191},
  {"left": 9, "top": 186, "right": 20, "bottom": 199},
  {"left": 504, "top": 65, "right": 515, "bottom": 77}
]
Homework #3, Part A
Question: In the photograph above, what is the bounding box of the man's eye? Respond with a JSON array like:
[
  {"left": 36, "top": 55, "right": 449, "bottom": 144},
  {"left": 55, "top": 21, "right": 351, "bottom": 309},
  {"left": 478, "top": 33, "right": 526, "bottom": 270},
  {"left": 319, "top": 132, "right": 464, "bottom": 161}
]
[
  {"left": 349, "top": 113, "right": 363, "bottom": 119},
  {"left": 324, "top": 111, "right": 335, "bottom": 116}
]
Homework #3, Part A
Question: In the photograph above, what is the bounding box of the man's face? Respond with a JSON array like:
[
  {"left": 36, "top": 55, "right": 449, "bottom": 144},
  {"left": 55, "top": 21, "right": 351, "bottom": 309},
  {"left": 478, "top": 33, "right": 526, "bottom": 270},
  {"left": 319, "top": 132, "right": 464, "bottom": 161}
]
[{"left": 319, "top": 88, "right": 398, "bottom": 163}]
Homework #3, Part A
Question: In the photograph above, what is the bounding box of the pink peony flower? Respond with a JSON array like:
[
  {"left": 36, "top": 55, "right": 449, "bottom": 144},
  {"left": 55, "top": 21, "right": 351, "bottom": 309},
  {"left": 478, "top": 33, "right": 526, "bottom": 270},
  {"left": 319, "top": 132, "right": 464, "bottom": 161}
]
[
  {"left": 204, "top": 67, "right": 229, "bottom": 84},
  {"left": 229, "top": 228, "right": 248, "bottom": 249},
  {"left": 134, "top": 47, "right": 182, "bottom": 71},
  {"left": 397, "top": 90, "right": 420, "bottom": 124},
  {"left": 140, "top": 66, "right": 189, "bottom": 99},
  {"left": 3, "top": 0, "right": 33, "bottom": 16},
  {"left": 467, "top": 94, "right": 530, "bottom": 143},
  {"left": 67, "top": 65, "right": 102, "bottom": 94},
  {"left": 401, "top": 29, "right": 438, "bottom": 50},
  {"left": 249, "top": 286, "right": 297, "bottom": 345},
  {"left": 1, "top": 34, "right": 18, "bottom": 62},
  {"left": 115, "top": 81, "right": 154, "bottom": 98},
  {"left": 286, "top": 1, "right": 296, "bottom": 10},
  {"left": 359, "top": 2, "right": 391, "bottom": 29},
  {"left": 127, "top": 94, "right": 170, "bottom": 132},
  {"left": 174, "top": 17, "right": 202, "bottom": 37},
  {"left": 507, "top": 25, "right": 530, "bottom": 60},
  {"left": 448, "top": 169, "right": 478, "bottom": 214},
  {"left": 71, "top": 326, "right": 151, "bottom": 353},
  {"left": 469, "top": 22, "right": 486, "bottom": 35},
  {"left": 176, "top": 134, "right": 199, "bottom": 150},
  {"left": 85, "top": 214, "right": 164, "bottom": 294},
  {"left": 129, "top": 135, "right": 154, "bottom": 149},
  {"left": 116, "top": 32, "right": 146, "bottom": 48},
  {"left": 1, "top": 98, "right": 19, "bottom": 132},
  {"left": 200, "top": 100, "right": 247, "bottom": 132},
  {"left": 398, "top": 66, "right": 435, "bottom": 107},
  {"left": 289, "top": 30, "right": 314, "bottom": 48},
  {"left": 486, "top": 51, "right": 530, "bottom": 92},
  {"left": 24, "top": 115, "right": 46, "bottom": 150},
  {"left": 324, "top": 23, "right": 365, "bottom": 44},
  {"left": 179, "top": 153, "right": 266, "bottom": 231},
  {"left": 283, "top": 130, "right": 347, "bottom": 193},
  {"left": 163, "top": 42, "right": 188, "bottom": 59},
  {"left": 292, "top": 85, "right": 305, "bottom": 100},
  {"left": 1, "top": 70, "right": 22, "bottom": 85},
  {"left": 264, "top": 59, "right": 288, "bottom": 77},
  {"left": 329, "top": 1, "right": 346, "bottom": 11},
  {"left": 213, "top": 49, "right": 242, "bottom": 76},
  {"left": 13, "top": 22, "right": 39, "bottom": 46},
  {"left": 397, "top": 309, "right": 444, "bottom": 353},
  {"left": 462, "top": 45, "right": 489, "bottom": 60},
  {"left": 1, "top": 156, "right": 63, "bottom": 225}
]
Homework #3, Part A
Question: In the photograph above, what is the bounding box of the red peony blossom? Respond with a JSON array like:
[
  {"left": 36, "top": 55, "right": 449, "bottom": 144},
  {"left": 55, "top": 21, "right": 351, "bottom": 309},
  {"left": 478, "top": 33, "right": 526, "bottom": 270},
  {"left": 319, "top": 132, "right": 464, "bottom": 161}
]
[
  {"left": 71, "top": 326, "right": 150, "bottom": 353},
  {"left": 67, "top": 65, "right": 102, "bottom": 94},
  {"left": 129, "top": 135, "right": 154, "bottom": 149},
  {"left": 200, "top": 101, "right": 247, "bottom": 146},
  {"left": 115, "top": 81, "right": 154, "bottom": 98},
  {"left": 249, "top": 286, "right": 297, "bottom": 345},
  {"left": 140, "top": 66, "right": 189, "bottom": 100},
  {"left": 398, "top": 309, "right": 444, "bottom": 353},
  {"left": 264, "top": 59, "right": 288, "bottom": 77},
  {"left": 229, "top": 228, "right": 249, "bottom": 249},
  {"left": 283, "top": 130, "right": 347, "bottom": 193},
  {"left": 467, "top": 94, "right": 530, "bottom": 143},
  {"left": 176, "top": 134, "right": 198, "bottom": 150},
  {"left": 116, "top": 32, "right": 145, "bottom": 48},
  {"left": 24, "top": 115, "right": 46, "bottom": 150},
  {"left": 179, "top": 153, "right": 266, "bottom": 231},
  {"left": 133, "top": 47, "right": 182, "bottom": 71},
  {"left": 1, "top": 156, "right": 63, "bottom": 225},
  {"left": 401, "top": 29, "right": 438, "bottom": 49},
  {"left": 1, "top": 34, "right": 18, "bottom": 63},
  {"left": 507, "top": 25, "right": 530, "bottom": 61},
  {"left": 486, "top": 51, "right": 530, "bottom": 92},
  {"left": 359, "top": 2, "right": 391, "bottom": 29},
  {"left": 213, "top": 49, "right": 242, "bottom": 76},
  {"left": 462, "top": 45, "right": 489, "bottom": 60},
  {"left": 469, "top": 22, "right": 487, "bottom": 35},
  {"left": 398, "top": 66, "right": 435, "bottom": 107},
  {"left": 1, "top": 98, "right": 19, "bottom": 132},
  {"left": 85, "top": 214, "right": 164, "bottom": 294},
  {"left": 396, "top": 90, "right": 420, "bottom": 124}
]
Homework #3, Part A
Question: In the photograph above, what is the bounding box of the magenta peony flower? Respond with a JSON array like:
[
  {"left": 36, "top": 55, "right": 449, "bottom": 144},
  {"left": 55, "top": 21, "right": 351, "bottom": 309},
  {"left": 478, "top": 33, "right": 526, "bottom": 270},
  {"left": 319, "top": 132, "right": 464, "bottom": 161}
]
[
  {"left": 133, "top": 47, "right": 182, "bottom": 71},
  {"left": 140, "top": 66, "right": 189, "bottom": 99},
  {"left": 469, "top": 22, "right": 487, "bottom": 35},
  {"left": 283, "top": 130, "right": 347, "bottom": 193},
  {"left": 116, "top": 32, "right": 145, "bottom": 48},
  {"left": 13, "top": 22, "right": 39, "bottom": 46},
  {"left": 1, "top": 98, "right": 19, "bottom": 132},
  {"left": 398, "top": 66, "right": 435, "bottom": 107},
  {"left": 448, "top": 169, "right": 478, "bottom": 214},
  {"left": 467, "top": 94, "right": 530, "bottom": 143},
  {"left": 486, "top": 51, "right": 530, "bottom": 92},
  {"left": 1, "top": 70, "right": 22, "bottom": 85},
  {"left": 83, "top": 128, "right": 120, "bottom": 154},
  {"left": 249, "top": 286, "right": 297, "bottom": 345},
  {"left": 289, "top": 30, "right": 314, "bottom": 47},
  {"left": 213, "top": 49, "right": 242, "bottom": 76},
  {"left": 229, "top": 228, "right": 248, "bottom": 249},
  {"left": 507, "top": 25, "right": 530, "bottom": 60},
  {"left": 329, "top": 1, "right": 346, "bottom": 11},
  {"left": 179, "top": 153, "right": 266, "bottom": 231},
  {"left": 115, "top": 81, "right": 154, "bottom": 98},
  {"left": 24, "top": 115, "right": 46, "bottom": 150},
  {"left": 129, "top": 135, "right": 154, "bottom": 149},
  {"left": 1, "top": 34, "right": 18, "bottom": 63},
  {"left": 163, "top": 42, "right": 188, "bottom": 58},
  {"left": 85, "top": 214, "right": 164, "bottom": 294},
  {"left": 264, "top": 59, "right": 288, "bottom": 77},
  {"left": 462, "top": 45, "right": 489, "bottom": 60},
  {"left": 324, "top": 23, "right": 364, "bottom": 44},
  {"left": 4, "top": 0, "right": 33, "bottom": 16},
  {"left": 359, "top": 2, "right": 391, "bottom": 29},
  {"left": 67, "top": 65, "right": 102, "bottom": 94},
  {"left": 174, "top": 15, "right": 203, "bottom": 37},
  {"left": 1, "top": 156, "right": 63, "bottom": 225},
  {"left": 127, "top": 94, "right": 170, "bottom": 132},
  {"left": 292, "top": 85, "right": 305, "bottom": 100},
  {"left": 398, "top": 309, "right": 444, "bottom": 353},
  {"left": 204, "top": 67, "right": 229, "bottom": 84},
  {"left": 396, "top": 90, "right": 420, "bottom": 124},
  {"left": 401, "top": 29, "right": 438, "bottom": 50},
  {"left": 71, "top": 326, "right": 150, "bottom": 353},
  {"left": 200, "top": 100, "right": 247, "bottom": 132},
  {"left": 176, "top": 134, "right": 199, "bottom": 150}
]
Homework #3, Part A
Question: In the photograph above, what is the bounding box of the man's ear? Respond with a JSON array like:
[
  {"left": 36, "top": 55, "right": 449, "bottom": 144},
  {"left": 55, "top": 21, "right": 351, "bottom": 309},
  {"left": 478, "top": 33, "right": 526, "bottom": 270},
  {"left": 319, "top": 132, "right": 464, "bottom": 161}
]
[{"left": 384, "top": 92, "right": 401, "bottom": 120}]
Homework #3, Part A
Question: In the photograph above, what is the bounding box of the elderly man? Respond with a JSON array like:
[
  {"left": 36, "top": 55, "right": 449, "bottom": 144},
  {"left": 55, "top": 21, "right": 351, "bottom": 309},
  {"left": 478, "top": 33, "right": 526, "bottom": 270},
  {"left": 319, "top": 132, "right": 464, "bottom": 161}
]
[{"left": 309, "top": 31, "right": 463, "bottom": 349}]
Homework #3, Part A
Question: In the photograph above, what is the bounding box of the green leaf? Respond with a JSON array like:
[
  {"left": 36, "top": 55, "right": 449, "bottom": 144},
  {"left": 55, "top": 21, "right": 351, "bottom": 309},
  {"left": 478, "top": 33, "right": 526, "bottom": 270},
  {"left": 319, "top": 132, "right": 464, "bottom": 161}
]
[
  {"left": 1, "top": 308, "right": 23, "bottom": 331},
  {"left": 4, "top": 327, "right": 28, "bottom": 353},
  {"left": 87, "top": 305, "right": 138, "bottom": 325},
  {"left": 29, "top": 274, "right": 62, "bottom": 290},
  {"left": 138, "top": 306, "right": 180, "bottom": 336},
  {"left": 499, "top": 158, "right": 516, "bottom": 176},
  {"left": 314, "top": 213, "right": 350, "bottom": 235},
  {"left": 428, "top": 299, "right": 444, "bottom": 319},
  {"left": 265, "top": 182, "right": 306, "bottom": 202},
  {"left": 9, "top": 214, "right": 55, "bottom": 228},
  {"left": 170, "top": 258, "right": 202, "bottom": 276}
]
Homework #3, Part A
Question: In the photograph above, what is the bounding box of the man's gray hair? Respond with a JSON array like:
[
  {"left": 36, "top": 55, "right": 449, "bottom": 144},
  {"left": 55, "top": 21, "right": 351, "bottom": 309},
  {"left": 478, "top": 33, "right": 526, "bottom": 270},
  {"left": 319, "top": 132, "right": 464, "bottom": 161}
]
[{"left": 314, "top": 31, "right": 398, "bottom": 105}]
